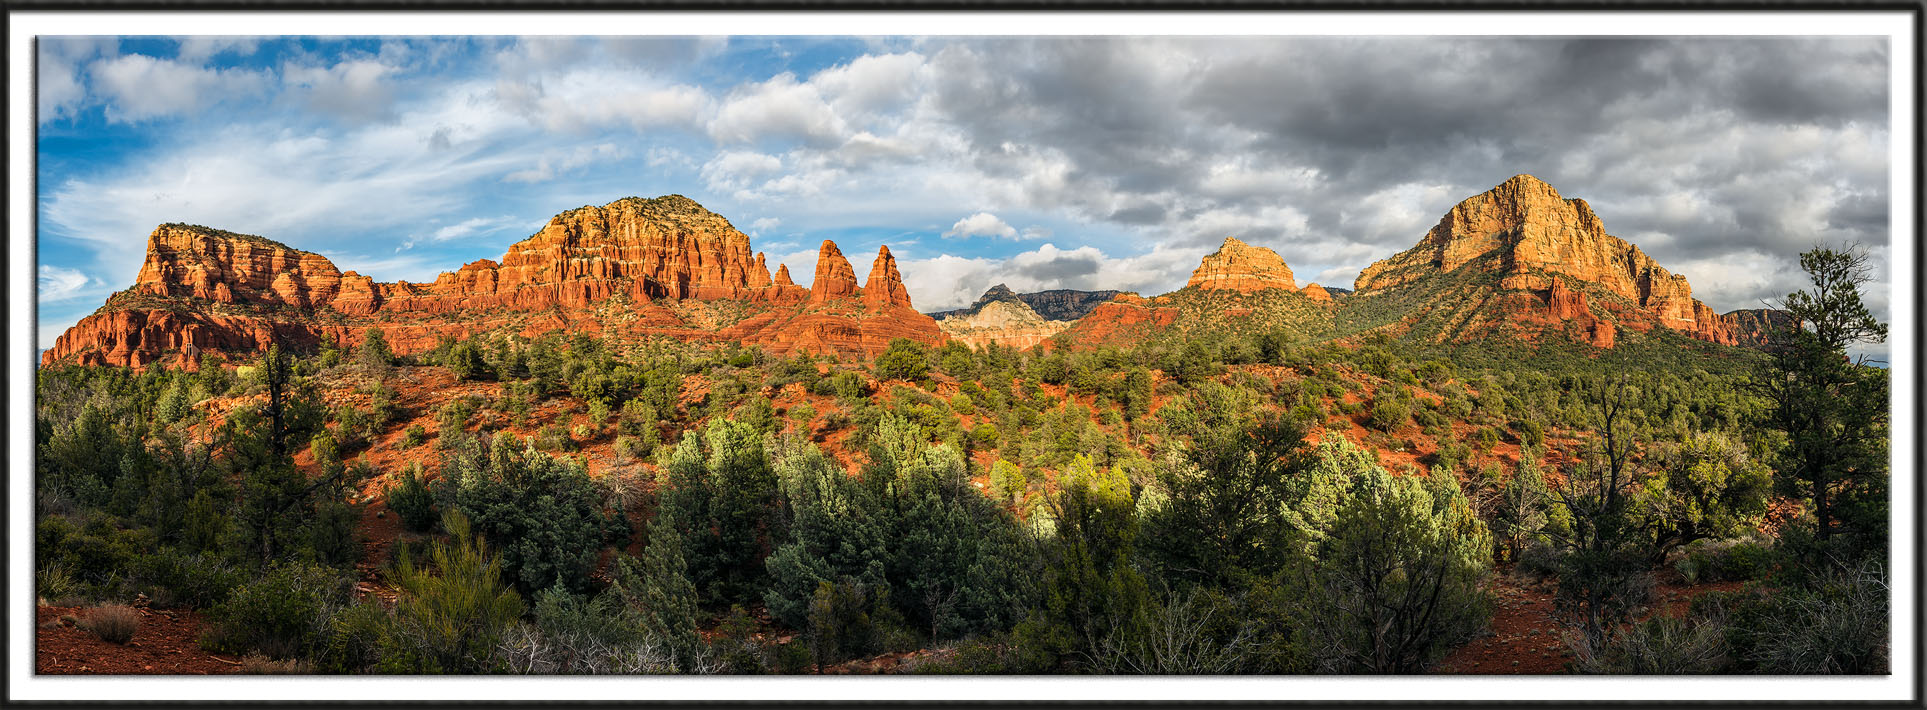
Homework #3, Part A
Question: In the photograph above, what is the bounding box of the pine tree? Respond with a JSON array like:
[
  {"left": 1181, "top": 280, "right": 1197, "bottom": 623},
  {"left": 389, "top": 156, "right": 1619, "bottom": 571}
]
[{"left": 1766, "top": 244, "right": 1890, "bottom": 562}]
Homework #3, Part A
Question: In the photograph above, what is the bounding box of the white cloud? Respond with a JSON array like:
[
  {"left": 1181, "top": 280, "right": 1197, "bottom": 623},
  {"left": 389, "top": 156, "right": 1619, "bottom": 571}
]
[
  {"left": 41, "top": 78, "right": 536, "bottom": 286},
  {"left": 37, "top": 265, "right": 92, "bottom": 302},
  {"left": 38, "top": 38, "right": 117, "bottom": 122},
  {"left": 699, "top": 151, "right": 783, "bottom": 192},
  {"left": 89, "top": 53, "right": 270, "bottom": 123},
  {"left": 942, "top": 212, "right": 1018, "bottom": 240},
  {"left": 750, "top": 217, "right": 781, "bottom": 234},
  {"left": 708, "top": 72, "right": 847, "bottom": 145},
  {"left": 813, "top": 52, "right": 928, "bottom": 118},
  {"left": 176, "top": 37, "right": 261, "bottom": 63},
  {"left": 492, "top": 70, "right": 711, "bottom": 134},
  {"left": 282, "top": 58, "right": 401, "bottom": 122},
  {"left": 504, "top": 143, "right": 626, "bottom": 184}
]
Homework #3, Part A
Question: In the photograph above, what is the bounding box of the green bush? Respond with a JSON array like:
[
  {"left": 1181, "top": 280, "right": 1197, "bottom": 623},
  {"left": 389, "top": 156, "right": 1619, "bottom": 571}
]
[
  {"left": 1676, "top": 538, "right": 1774, "bottom": 584},
  {"left": 203, "top": 562, "right": 353, "bottom": 660},
  {"left": 383, "top": 511, "right": 526, "bottom": 673},
  {"left": 132, "top": 548, "right": 246, "bottom": 609},
  {"left": 387, "top": 464, "right": 437, "bottom": 534},
  {"left": 1571, "top": 614, "right": 1728, "bottom": 674},
  {"left": 399, "top": 423, "right": 427, "bottom": 449},
  {"left": 439, "top": 433, "right": 619, "bottom": 595}
]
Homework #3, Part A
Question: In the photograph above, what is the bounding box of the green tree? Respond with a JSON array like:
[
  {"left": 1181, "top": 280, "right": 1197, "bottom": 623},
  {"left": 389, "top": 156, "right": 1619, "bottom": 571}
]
[
  {"left": 1304, "top": 461, "right": 1492, "bottom": 673},
  {"left": 439, "top": 433, "right": 621, "bottom": 595},
  {"left": 1141, "top": 385, "right": 1309, "bottom": 588},
  {"left": 874, "top": 338, "right": 931, "bottom": 382},
  {"left": 1765, "top": 244, "right": 1890, "bottom": 562},
  {"left": 1637, "top": 433, "right": 1771, "bottom": 560},
  {"left": 357, "top": 328, "right": 394, "bottom": 374},
  {"left": 659, "top": 420, "right": 779, "bottom": 606}
]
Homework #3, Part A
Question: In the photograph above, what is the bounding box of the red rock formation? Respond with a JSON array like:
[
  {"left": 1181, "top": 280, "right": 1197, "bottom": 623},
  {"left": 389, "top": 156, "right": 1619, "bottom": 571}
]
[
  {"left": 1187, "top": 237, "right": 1299, "bottom": 293},
  {"left": 135, "top": 224, "right": 343, "bottom": 306},
  {"left": 43, "top": 196, "right": 946, "bottom": 368},
  {"left": 1354, "top": 174, "right": 1735, "bottom": 345},
  {"left": 1545, "top": 277, "right": 1615, "bottom": 348},
  {"left": 1723, "top": 308, "right": 1796, "bottom": 346},
  {"left": 1302, "top": 283, "right": 1334, "bottom": 303},
  {"left": 861, "top": 246, "right": 913, "bottom": 309},
  {"left": 1052, "top": 294, "right": 1180, "bottom": 351},
  {"left": 809, "top": 240, "right": 860, "bottom": 303}
]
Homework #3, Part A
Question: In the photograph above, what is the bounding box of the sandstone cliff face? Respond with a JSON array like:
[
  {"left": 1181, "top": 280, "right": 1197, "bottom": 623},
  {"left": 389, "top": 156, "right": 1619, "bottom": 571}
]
[
  {"left": 1545, "top": 277, "right": 1615, "bottom": 348},
  {"left": 1187, "top": 237, "right": 1299, "bottom": 293},
  {"left": 1723, "top": 308, "right": 1797, "bottom": 346},
  {"left": 1301, "top": 283, "right": 1334, "bottom": 303},
  {"left": 861, "top": 246, "right": 913, "bottom": 309},
  {"left": 1353, "top": 174, "right": 1734, "bottom": 346},
  {"left": 136, "top": 224, "right": 345, "bottom": 307},
  {"left": 937, "top": 298, "right": 1070, "bottom": 350},
  {"left": 810, "top": 240, "right": 860, "bottom": 303},
  {"left": 44, "top": 196, "right": 943, "bottom": 368}
]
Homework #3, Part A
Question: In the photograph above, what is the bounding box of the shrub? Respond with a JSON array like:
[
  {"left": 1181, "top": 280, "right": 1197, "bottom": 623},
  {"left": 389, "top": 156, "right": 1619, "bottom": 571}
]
[
  {"left": 1303, "top": 445, "right": 1492, "bottom": 673},
  {"left": 1366, "top": 396, "right": 1410, "bottom": 432},
  {"left": 383, "top": 511, "right": 525, "bottom": 673},
  {"left": 131, "top": 548, "right": 245, "bottom": 609},
  {"left": 1676, "top": 538, "right": 1774, "bottom": 584},
  {"left": 387, "top": 464, "right": 437, "bottom": 533},
  {"left": 874, "top": 338, "right": 930, "bottom": 382},
  {"left": 537, "top": 422, "right": 577, "bottom": 452},
  {"left": 399, "top": 423, "right": 427, "bottom": 450},
  {"left": 36, "top": 564, "right": 78, "bottom": 605},
  {"left": 1717, "top": 563, "right": 1889, "bottom": 674},
  {"left": 806, "top": 578, "right": 881, "bottom": 669},
  {"left": 614, "top": 435, "right": 647, "bottom": 463},
  {"left": 1570, "top": 614, "right": 1728, "bottom": 674},
  {"left": 788, "top": 403, "right": 816, "bottom": 427},
  {"left": 203, "top": 562, "right": 352, "bottom": 659},
  {"left": 238, "top": 653, "right": 312, "bottom": 674},
  {"left": 79, "top": 604, "right": 140, "bottom": 644}
]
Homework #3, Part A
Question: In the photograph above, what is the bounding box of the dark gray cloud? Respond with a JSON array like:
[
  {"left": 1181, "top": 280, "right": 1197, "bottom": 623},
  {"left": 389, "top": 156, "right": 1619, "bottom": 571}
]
[{"left": 911, "top": 36, "right": 1890, "bottom": 321}]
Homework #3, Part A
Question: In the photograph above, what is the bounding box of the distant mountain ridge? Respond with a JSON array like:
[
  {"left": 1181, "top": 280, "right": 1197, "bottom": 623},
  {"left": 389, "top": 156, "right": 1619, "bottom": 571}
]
[{"left": 927, "top": 284, "right": 1124, "bottom": 322}]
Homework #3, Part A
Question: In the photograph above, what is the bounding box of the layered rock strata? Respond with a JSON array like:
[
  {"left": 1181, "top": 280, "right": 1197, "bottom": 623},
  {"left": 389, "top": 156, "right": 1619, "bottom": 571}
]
[
  {"left": 44, "top": 195, "right": 941, "bottom": 368},
  {"left": 1187, "top": 237, "right": 1301, "bottom": 293},
  {"left": 1354, "top": 174, "right": 1737, "bottom": 345}
]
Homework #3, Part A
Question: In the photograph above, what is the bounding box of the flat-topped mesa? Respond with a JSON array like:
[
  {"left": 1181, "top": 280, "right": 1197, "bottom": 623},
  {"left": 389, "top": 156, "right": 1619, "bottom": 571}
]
[
  {"left": 135, "top": 224, "right": 344, "bottom": 307},
  {"left": 1353, "top": 174, "right": 1735, "bottom": 345},
  {"left": 861, "top": 245, "right": 913, "bottom": 309},
  {"left": 809, "top": 240, "right": 860, "bottom": 303},
  {"left": 1187, "top": 236, "right": 1299, "bottom": 293}
]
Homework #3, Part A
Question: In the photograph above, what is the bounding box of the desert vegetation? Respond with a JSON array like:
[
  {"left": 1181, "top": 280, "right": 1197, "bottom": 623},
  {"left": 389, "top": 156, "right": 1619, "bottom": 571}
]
[{"left": 33, "top": 245, "right": 1888, "bottom": 675}]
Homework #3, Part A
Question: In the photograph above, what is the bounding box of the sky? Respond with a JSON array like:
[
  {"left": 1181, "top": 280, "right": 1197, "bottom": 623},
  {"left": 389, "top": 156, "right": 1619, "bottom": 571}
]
[{"left": 35, "top": 36, "right": 1893, "bottom": 357}]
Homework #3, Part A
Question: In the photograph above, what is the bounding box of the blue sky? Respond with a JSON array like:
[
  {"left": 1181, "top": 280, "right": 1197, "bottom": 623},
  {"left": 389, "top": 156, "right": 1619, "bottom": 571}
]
[{"left": 36, "top": 36, "right": 1892, "bottom": 356}]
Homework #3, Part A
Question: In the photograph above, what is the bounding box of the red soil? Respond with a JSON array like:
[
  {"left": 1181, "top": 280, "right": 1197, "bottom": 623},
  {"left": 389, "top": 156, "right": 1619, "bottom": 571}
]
[{"left": 37, "top": 606, "right": 240, "bottom": 675}]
